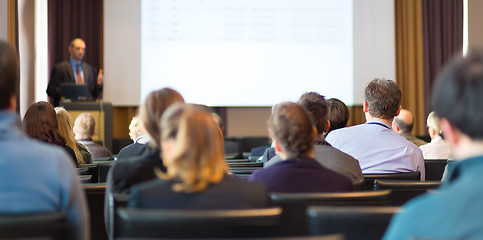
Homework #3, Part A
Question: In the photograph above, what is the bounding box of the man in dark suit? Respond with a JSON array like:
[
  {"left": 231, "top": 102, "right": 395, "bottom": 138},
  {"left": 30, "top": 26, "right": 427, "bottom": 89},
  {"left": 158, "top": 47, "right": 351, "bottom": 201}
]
[{"left": 47, "top": 38, "right": 103, "bottom": 106}]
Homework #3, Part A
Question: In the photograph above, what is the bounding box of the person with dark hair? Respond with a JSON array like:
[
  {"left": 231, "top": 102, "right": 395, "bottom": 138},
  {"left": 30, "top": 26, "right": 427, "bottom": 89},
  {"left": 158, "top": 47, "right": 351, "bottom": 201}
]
[
  {"left": 23, "top": 101, "right": 79, "bottom": 167},
  {"left": 326, "top": 79, "right": 425, "bottom": 180},
  {"left": 327, "top": 98, "right": 350, "bottom": 133},
  {"left": 392, "top": 109, "right": 427, "bottom": 146},
  {"left": 265, "top": 93, "right": 363, "bottom": 180},
  {"left": 249, "top": 102, "right": 352, "bottom": 193},
  {"left": 0, "top": 41, "right": 89, "bottom": 240},
  {"left": 384, "top": 51, "right": 483, "bottom": 239},
  {"left": 47, "top": 38, "right": 103, "bottom": 106}
]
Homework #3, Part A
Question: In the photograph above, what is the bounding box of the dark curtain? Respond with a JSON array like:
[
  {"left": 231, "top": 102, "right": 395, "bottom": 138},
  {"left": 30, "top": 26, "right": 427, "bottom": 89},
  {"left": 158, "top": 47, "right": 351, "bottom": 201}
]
[
  {"left": 423, "top": 0, "right": 463, "bottom": 116},
  {"left": 48, "top": 0, "right": 102, "bottom": 75}
]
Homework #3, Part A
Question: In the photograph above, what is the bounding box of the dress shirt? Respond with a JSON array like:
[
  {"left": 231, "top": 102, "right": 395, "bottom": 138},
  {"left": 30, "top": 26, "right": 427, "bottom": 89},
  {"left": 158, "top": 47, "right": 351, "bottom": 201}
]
[
  {"left": 0, "top": 111, "right": 89, "bottom": 240},
  {"left": 69, "top": 57, "right": 85, "bottom": 85},
  {"left": 326, "top": 120, "right": 425, "bottom": 180},
  {"left": 384, "top": 155, "right": 483, "bottom": 239},
  {"left": 419, "top": 136, "right": 451, "bottom": 159}
]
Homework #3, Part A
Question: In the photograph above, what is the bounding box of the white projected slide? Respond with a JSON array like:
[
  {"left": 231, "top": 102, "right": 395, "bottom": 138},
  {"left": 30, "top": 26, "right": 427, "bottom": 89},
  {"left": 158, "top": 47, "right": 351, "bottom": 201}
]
[{"left": 141, "top": 0, "right": 353, "bottom": 106}]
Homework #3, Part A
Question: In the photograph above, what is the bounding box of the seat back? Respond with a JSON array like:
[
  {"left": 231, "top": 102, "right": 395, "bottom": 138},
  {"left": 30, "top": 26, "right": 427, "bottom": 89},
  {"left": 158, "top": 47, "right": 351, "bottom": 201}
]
[
  {"left": 108, "top": 193, "right": 130, "bottom": 240},
  {"left": 116, "top": 207, "right": 282, "bottom": 239},
  {"left": 374, "top": 179, "right": 441, "bottom": 205},
  {"left": 307, "top": 206, "right": 400, "bottom": 240},
  {"left": 352, "top": 179, "right": 364, "bottom": 191},
  {"left": 0, "top": 212, "right": 67, "bottom": 239},
  {"left": 363, "top": 171, "right": 421, "bottom": 190},
  {"left": 424, "top": 159, "right": 448, "bottom": 181},
  {"left": 79, "top": 163, "right": 100, "bottom": 183},
  {"left": 98, "top": 162, "right": 113, "bottom": 183},
  {"left": 228, "top": 162, "right": 264, "bottom": 168},
  {"left": 84, "top": 184, "right": 108, "bottom": 240},
  {"left": 270, "top": 190, "right": 392, "bottom": 236}
]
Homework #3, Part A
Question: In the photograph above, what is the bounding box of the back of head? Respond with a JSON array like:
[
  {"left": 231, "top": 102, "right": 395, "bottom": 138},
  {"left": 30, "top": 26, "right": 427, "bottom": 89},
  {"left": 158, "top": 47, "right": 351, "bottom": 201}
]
[
  {"left": 426, "top": 111, "right": 441, "bottom": 135},
  {"left": 327, "top": 98, "right": 349, "bottom": 133},
  {"left": 364, "top": 78, "right": 402, "bottom": 120},
  {"left": 24, "top": 101, "right": 65, "bottom": 146},
  {"left": 297, "top": 92, "right": 329, "bottom": 135},
  {"left": 269, "top": 102, "right": 314, "bottom": 158},
  {"left": 431, "top": 50, "right": 483, "bottom": 139},
  {"left": 393, "top": 109, "right": 414, "bottom": 133},
  {"left": 74, "top": 113, "right": 95, "bottom": 139},
  {"left": 139, "top": 88, "right": 184, "bottom": 146},
  {"left": 0, "top": 41, "right": 19, "bottom": 109},
  {"left": 159, "top": 103, "right": 227, "bottom": 192},
  {"left": 56, "top": 107, "right": 82, "bottom": 162}
]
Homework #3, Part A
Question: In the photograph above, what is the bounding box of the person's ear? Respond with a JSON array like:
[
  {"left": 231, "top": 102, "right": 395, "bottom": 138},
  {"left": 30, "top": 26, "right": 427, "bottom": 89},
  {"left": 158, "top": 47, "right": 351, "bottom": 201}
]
[
  {"left": 395, "top": 105, "right": 402, "bottom": 116},
  {"left": 273, "top": 139, "right": 282, "bottom": 154},
  {"left": 363, "top": 100, "right": 369, "bottom": 113},
  {"left": 8, "top": 95, "right": 16, "bottom": 112},
  {"left": 324, "top": 120, "right": 330, "bottom": 133},
  {"left": 439, "top": 118, "right": 458, "bottom": 146},
  {"left": 313, "top": 126, "right": 318, "bottom": 140}
]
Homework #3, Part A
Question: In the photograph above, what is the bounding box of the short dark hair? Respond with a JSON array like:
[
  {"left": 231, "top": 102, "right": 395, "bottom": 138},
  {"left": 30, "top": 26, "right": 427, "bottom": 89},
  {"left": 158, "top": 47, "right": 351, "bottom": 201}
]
[
  {"left": 364, "top": 78, "right": 401, "bottom": 120},
  {"left": 432, "top": 50, "right": 483, "bottom": 139},
  {"left": 0, "top": 41, "right": 19, "bottom": 109},
  {"left": 327, "top": 98, "right": 349, "bottom": 133},
  {"left": 269, "top": 102, "right": 314, "bottom": 158},
  {"left": 297, "top": 92, "right": 329, "bottom": 134}
]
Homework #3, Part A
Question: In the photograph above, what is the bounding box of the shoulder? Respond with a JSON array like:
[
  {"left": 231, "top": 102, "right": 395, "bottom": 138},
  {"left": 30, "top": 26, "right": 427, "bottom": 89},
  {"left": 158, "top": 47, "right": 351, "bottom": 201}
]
[{"left": 53, "top": 61, "right": 71, "bottom": 70}]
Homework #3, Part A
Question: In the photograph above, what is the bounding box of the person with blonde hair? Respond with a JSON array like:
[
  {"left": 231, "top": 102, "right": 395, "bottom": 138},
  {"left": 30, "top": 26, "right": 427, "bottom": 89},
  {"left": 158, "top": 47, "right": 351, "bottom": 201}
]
[
  {"left": 129, "top": 104, "right": 270, "bottom": 209},
  {"left": 419, "top": 111, "right": 451, "bottom": 159},
  {"left": 55, "top": 107, "right": 92, "bottom": 165},
  {"left": 117, "top": 115, "right": 150, "bottom": 159}
]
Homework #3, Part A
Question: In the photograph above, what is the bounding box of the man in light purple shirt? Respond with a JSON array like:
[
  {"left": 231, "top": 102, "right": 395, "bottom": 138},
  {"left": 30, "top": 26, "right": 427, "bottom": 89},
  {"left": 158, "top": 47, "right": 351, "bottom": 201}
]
[{"left": 326, "top": 79, "right": 425, "bottom": 180}]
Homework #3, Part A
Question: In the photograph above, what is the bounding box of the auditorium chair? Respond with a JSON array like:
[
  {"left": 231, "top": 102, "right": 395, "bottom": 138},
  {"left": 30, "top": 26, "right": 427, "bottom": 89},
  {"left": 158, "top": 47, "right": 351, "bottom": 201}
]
[
  {"left": 307, "top": 206, "right": 400, "bottom": 240},
  {"left": 230, "top": 168, "right": 260, "bottom": 175},
  {"left": 116, "top": 234, "right": 345, "bottom": 240},
  {"left": 115, "top": 207, "right": 282, "bottom": 239},
  {"left": 270, "top": 190, "right": 392, "bottom": 236},
  {"left": 84, "top": 184, "right": 108, "bottom": 240},
  {"left": 225, "top": 159, "right": 251, "bottom": 163},
  {"left": 0, "top": 212, "right": 67, "bottom": 239},
  {"left": 98, "top": 162, "right": 114, "bottom": 183},
  {"left": 374, "top": 179, "right": 441, "bottom": 205},
  {"left": 424, "top": 159, "right": 448, "bottom": 181},
  {"left": 79, "top": 174, "right": 93, "bottom": 184},
  {"left": 107, "top": 193, "right": 130, "bottom": 240},
  {"left": 363, "top": 171, "right": 421, "bottom": 190},
  {"left": 352, "top": 179, "right": 364, "bottom": 191},
  {"left": 78, "top": 163, "right": 100, "bottom": 183},
  {"left": 227, "top": 161, "right": 264, "bottom": 168}
]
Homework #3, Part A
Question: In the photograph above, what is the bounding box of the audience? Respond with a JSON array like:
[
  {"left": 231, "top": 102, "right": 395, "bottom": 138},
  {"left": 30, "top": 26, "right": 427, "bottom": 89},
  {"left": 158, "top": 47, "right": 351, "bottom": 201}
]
[
  {"left": 117, "top": 115, "right": 150, "bottom": 159},
  {"left": 0, "top": 41, "right": 89, "bottom": 240},
  {"left": 327, "top": 98, "right": 350, "bottom": 134},
  {"left": 419, "top": 111, "right": 451, "bottom": 159},
  {"left": 24, "top": 101, "right": 79, "bottom": 167},
  {"left": 249, "top": 102, "right": 353, "bottom": 193},
  {"left": 392, "top": 108, "right": 428, "bottom": 146},
  {"left": 326, "top": 79, "right": 425, "bottom": 180},
  {"left": 265, "top": 93, "right": 363, "bottom": 181},
  {"left": 73, "top": 112, "right": 112, "bottom": 159},
  {"left": 56, "top": 107, "right": 92, "bottom": 165},
  {"left": 384, "top": 50, "right": 483, "bottom": 239},
  {"left": 129, "top": 103, "right": 271, "bottom": 209}
]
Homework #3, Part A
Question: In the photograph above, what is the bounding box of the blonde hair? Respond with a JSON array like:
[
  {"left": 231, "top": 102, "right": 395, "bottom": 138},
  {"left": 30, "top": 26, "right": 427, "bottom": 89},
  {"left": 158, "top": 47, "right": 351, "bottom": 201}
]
[
  {"left": 128, "top": 116, "right": 141, "bottom": 141},
  {"left": 55, "top": 107, "right": 84, "bottom": 165},
  {"left": 139, "top": 88, "right": 184, "bottom": 147},
  {"left": 156, "top": 104, "right": 227, "bottom": 193},
  {"left": 427, "top": 111, "right": 441, "bottom": 135}
]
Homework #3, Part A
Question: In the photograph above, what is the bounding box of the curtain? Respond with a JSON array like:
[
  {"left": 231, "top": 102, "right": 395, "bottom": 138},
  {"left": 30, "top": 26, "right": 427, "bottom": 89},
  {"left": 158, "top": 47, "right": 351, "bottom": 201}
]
[
  {"left": 423, "top": 0, "right": 463, "bottom": 118},
  {"left": 48, "top": 0, "right": 103, "bottom": 75},
  {"left": 395, "top": 0, "right": 425, "bottom": 136},
  {"left": 7, "top": 0, "right": 18, "bottom": 112}
]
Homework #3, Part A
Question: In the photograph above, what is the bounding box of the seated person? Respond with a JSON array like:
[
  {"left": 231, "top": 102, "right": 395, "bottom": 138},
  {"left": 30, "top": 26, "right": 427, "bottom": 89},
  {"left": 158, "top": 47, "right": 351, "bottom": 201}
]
[
  {"left": 383, "top": 49, "right": 483, "bottom": 240},
  {"left": 265, "top": 93, "right": 363, "bottom": 181},
  {"left": 326, "top": 97, "right": 350, "bottom": 134},
  {"left": 419, "top": 111, "right": 451, "bottom": 159},
  {"left": 129, "top": 104, "right": 271, "bottom": 209},
  {"left": 0, "top": 41, "right": 88, "bottom": 240},
  {"left": 249, "top": 102, "right": 353, "bottom": 193},
  {"left": 23, "top": 101, "right": 79, "bottom": 167},
  {"left": 117, "top": 115, "right": 150, "bottom": 159},
  {"left": 327, "top": 79, "right": 425, "bottom": 180},
  {"left": 392, "top": 109, "right": 428, "bottom": 146},
  {"left": 56, "top": 107, "right": 92, "bottom": 164},
  {"left": 73, "top": 112, "right": 112, "bottom": 159}
]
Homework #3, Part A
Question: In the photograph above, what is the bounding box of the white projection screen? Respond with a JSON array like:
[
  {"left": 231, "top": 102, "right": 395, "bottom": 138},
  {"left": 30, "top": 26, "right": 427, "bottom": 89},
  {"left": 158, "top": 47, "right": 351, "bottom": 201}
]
[
  {"left": 103, "top": 0, "right": 395, "bottom": 107},
  {"left": 140, "top": 0, "right": 353, "bottom": 106}
]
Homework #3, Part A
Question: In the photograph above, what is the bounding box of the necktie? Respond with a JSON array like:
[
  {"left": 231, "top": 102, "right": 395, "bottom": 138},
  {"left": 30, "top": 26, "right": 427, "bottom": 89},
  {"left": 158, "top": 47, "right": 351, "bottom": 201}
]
[{"left": 76, "top": 63, "right": 84, "bottom": 85}]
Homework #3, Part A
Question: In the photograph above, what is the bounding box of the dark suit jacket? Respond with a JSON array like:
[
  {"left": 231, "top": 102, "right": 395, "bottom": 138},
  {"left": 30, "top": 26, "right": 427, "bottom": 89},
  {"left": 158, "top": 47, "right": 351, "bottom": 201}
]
[
  {"left": 129, "top": 175, "right": 271, "bottom": 210},
  {"left": 47, "top": 60, "right": 102, "bottom": 106},
  {"left": 249, "top": 157, "right": 353, "bottom": 193},
  {"left": 117, "top": 143, "right": 149, "bottom": 160}
]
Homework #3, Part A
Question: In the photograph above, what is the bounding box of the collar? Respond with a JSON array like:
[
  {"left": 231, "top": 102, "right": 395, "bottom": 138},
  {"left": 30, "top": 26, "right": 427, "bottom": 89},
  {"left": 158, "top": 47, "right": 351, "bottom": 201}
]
[
  {"left": 135, "top": 132, "right": 150, "bottom": 144},
  {"left": 365, "top": 120, "right": 392, "bottom": 130},
  {"left": 314, "top": 136, "right": 331, "bottom": 146},
  {"left": 446, "top": 155, "right": 483, "bottom": 183},
  {"left": 0, "top": 111, "right": 23, "bottom": 139}
]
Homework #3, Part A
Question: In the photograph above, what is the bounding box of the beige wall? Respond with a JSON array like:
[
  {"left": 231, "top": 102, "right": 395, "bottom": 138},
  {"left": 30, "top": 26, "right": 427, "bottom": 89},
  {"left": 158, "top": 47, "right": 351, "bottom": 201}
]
[
  {"left": 226, "top": 107, "right": 271, "bottom": 137},
  {"left": 468, "top": 0, "right": 483, "bottom": 49}
]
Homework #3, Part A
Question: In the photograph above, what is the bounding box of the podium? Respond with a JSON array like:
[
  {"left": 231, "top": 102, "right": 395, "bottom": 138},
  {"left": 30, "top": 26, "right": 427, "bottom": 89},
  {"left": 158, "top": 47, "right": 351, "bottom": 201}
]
[{"left": 60, "top": 101, "right": 113, "bottom": 152}]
